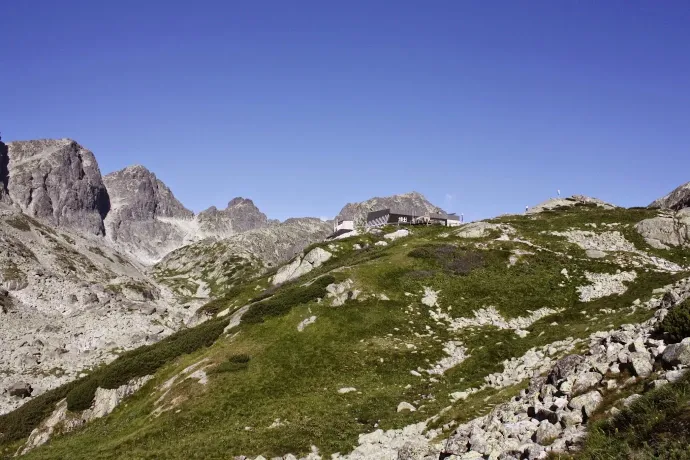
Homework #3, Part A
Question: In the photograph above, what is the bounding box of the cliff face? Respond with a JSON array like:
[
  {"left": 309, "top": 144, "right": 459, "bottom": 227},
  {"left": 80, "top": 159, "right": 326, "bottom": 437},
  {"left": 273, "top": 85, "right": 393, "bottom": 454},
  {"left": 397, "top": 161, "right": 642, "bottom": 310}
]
[{"left": 6, "top": 139, "right": 110, "bottom": 235}]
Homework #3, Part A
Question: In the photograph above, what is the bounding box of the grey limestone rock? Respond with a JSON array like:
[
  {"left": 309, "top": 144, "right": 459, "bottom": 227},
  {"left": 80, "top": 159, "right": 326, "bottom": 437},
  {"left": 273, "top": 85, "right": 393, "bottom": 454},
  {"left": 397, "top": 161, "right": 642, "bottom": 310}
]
[
  {"left": 6, "top": 139, "right": 110, "bottom": 235},
  {"left": 661, "top": 339, "right": 690, "bottom": 367}
]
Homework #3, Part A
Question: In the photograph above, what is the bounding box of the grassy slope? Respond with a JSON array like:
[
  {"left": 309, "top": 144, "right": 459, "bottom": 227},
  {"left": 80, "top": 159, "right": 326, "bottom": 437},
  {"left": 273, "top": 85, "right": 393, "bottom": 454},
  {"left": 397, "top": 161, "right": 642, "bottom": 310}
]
[{"left": 6, "top": 206, "right": 690, "bottom": 459}]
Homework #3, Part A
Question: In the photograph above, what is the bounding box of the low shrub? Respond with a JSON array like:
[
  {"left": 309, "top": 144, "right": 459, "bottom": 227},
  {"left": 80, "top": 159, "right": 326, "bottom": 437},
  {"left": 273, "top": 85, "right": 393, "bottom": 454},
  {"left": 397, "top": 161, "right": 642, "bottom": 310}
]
[
  {"left": 242, "top": 275, "right": 335, "bottom": 324},
  {"left": 66, "top": 378, "right": 99, "bottom": 412},
  {"left": 212, "top": 354, "right": 251, "bottom": 373},
  {"left": 658, "top": 299, "right": 690, "bottom": 343}
]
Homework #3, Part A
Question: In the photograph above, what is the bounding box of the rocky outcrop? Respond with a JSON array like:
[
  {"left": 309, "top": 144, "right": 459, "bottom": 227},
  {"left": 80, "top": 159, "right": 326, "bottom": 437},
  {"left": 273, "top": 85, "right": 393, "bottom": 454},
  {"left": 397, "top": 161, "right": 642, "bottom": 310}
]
[
  {"left": 527, "top": 195, "right": 615, "bottom": 214},
  {"left": 650, "top": 181, "right": 690, "bottom": 210},
  {"left": 6, "top": 139, "right": 110, "bottom": 235},
  {"left": 635, "top": 209, "right": 690, "bottom": 249},
  {"left": 337, "top": 192, "right": 444, "bottom": 224},
  {"left": 272, "top": 247, "right": 332, "bottom": 285},
  {"left": 197, "top": 197, "right": 271, "bottom": 237}
]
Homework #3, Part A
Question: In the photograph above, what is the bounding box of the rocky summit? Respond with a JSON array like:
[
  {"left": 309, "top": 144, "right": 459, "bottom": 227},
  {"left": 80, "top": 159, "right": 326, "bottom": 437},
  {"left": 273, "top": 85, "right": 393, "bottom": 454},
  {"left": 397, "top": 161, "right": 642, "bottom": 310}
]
[
  {"left": 5, "top": 139, "right": 110, "bottom": 236},
  {"left": 2, "top": 141, "right": 690, "bottom": 460}
]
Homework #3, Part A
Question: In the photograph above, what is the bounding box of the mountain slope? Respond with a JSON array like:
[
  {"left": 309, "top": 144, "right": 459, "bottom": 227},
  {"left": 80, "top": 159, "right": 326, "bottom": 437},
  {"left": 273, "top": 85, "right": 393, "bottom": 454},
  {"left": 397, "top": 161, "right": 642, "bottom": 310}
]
[
  {"left": 153, "top": 217, "right": 333, "bottom": 299},
  {"left": 6, "top": 201, "right": 690, "bottom": 460}
]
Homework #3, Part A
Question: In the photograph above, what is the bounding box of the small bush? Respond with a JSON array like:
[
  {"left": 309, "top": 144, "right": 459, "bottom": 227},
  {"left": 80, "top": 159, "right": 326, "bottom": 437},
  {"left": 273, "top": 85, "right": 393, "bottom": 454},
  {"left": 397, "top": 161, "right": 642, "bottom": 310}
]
[
  {"left": 242, "top": 275, "right": 335, "bottom": 324},
  {"left": 66, "top": 378, "right": 99, "bottom": 412},
  {"left": 213, "top": 354, "right": 251, "bottom": 373},
  {"left": 658, "top": 299, "right": 690, "bottom": 343}
]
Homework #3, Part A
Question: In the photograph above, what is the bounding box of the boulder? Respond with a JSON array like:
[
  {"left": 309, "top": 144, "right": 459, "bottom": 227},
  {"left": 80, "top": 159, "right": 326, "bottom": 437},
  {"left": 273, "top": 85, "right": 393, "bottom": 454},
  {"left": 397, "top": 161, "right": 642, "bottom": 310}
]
[
  {"left": 397, "top": 402, "right": 416, "bottom": 412},
  {"left": 635, "top": 213, "right": 690, "bottom": 249},
  {"left": 572, "top": 372, "right": 602, "bottom": 393},
  {"left": 384, "top": 229, "right": 409, "bottom": 241},
  {"left": 534, "top": 420, "right": 561, "bottom": 445},
  {"left": 629, "top": 352, "right": 653, "bottom": 378},
  {"left": 585, "top": 249, "right": 607, "bottom": 259},
  {"left": 547, "top": 355, "right": 584, "bottom": 385},
  {"left": 272, "top": 248, "right": 332, "bottom": 285},
  {"left": 568, "top": 391, "right": 603, "bottom": 418},
  {"left": 7, "top": 382, "right": 33, "bottom": 398},
  {"left": 661, "top": 339, "right": 690, "bottom": 367}
]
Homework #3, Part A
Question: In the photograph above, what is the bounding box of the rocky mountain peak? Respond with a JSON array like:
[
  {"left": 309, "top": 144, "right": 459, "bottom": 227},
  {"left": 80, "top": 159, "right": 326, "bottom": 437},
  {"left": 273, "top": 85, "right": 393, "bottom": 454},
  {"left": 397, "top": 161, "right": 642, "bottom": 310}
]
[
  {"left": 337, "top": 191, "right": 445, "bottom": 222},
  {"left": 5, "top": 138, "right": 110, "bottom": 235},
  {"left": 650, "top": 181, "right": 690, "bottom": 211},
  {"left": 197, "top": 196, "right": 269, "bottom": 235},
  {"left": 103, "top": 165, "right": 192, "bottom": 220}
]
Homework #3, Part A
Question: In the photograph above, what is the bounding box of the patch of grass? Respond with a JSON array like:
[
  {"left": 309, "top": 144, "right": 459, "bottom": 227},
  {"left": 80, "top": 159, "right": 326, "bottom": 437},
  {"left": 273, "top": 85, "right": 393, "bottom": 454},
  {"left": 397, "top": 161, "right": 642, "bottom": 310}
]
[
  {"left": 408, "top": 244, "right": 485, "bottom": 275},
  {"left": 573, "top": 371, "right": 690, "bottom": 459},
  {"left": 658, "top": 298, "right": 690, "bottom": 343}
]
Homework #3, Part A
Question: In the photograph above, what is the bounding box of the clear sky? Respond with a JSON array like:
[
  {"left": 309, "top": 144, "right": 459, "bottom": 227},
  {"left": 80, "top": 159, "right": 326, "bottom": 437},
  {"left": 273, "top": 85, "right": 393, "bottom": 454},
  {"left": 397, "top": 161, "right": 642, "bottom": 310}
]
[{"left": 2, "top": 1, "right": 690, "bottom": 221}]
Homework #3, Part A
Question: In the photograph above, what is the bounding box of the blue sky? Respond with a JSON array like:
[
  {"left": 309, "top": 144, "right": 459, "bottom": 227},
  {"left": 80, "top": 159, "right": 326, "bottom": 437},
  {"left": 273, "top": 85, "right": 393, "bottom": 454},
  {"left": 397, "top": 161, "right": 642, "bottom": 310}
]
[{"left": 2, "top": 1, "right": 690, "bottom": 221}]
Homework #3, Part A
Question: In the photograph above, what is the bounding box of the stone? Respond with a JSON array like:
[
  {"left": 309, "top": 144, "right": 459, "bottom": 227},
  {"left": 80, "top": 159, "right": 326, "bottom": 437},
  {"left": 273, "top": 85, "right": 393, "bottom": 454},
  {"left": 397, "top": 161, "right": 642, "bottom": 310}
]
[
  {"left": 572, "top": 372, "right": 602, "bottom": 393},
  {"left": 547, "top": 355, "right": 584, "bottom": 385},
  {"left": 585, "top": 249, "right": 607, "bottom": 258},
  {"left": 661, "top": 340, "right": 690, "bottom": 367},
  {"left": 384, "top": 229, "right": 410, "bottom": 241},
  {"left": 272, "top": 248, "right": 332, "bottom": 285},
  {"left": 534, "top": 420, "right": 561, "bottom": 445},
  {"left": 629, "top": 352, "right": 653, "bottom": 378},
  {"left": 397, "top": 402, "right": 417, "bottom": 412},
  {"left": 665, "top": 369, "right": 687, "bottom": 383},
  {"left": 7, "top": 382, "right": 33, "bottom": 398},
  {"left": 623, "top": 394, "right": 642, "bottom": 407},
  {"left": 338, "top": 387, "right": 357, "bottom": 394},
  {"left": 560, "top": 410, "right": 583, "bottom": 427},
  {"left": 568, "top": 391, "right": 603, "bottom": 418}
]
